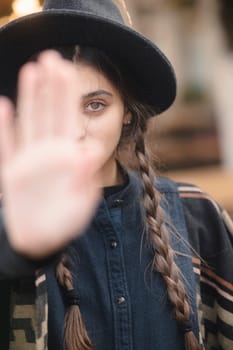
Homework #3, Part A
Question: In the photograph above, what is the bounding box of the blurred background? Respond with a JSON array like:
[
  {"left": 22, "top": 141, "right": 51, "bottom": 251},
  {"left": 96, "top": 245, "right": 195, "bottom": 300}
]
[{"left": 0, "top": 0, "right": 233, "bottom": 217}]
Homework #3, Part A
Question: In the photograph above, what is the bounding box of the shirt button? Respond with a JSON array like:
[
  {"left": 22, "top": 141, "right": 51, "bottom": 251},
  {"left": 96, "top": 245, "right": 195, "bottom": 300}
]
[
  {"left": 116, "top": 296, "right": 126, "bottom": 304},
  {"left": 113, "top": 199, "right": 124, "bottom": 206},
  {"left": 110, "top": 240, "right": 118, "bottom": 249}
]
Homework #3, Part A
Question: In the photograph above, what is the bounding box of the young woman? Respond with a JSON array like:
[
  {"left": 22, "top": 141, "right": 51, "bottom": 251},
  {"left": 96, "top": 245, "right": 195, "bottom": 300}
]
[{"left": 0, "top": 1, "right": 232, "bottom": 350}]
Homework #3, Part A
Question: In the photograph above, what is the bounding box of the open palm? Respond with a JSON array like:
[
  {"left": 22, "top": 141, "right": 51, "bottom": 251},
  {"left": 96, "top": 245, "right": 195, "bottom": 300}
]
[{"left": 0, "top": 51, "right": 101, "bottom": 258}]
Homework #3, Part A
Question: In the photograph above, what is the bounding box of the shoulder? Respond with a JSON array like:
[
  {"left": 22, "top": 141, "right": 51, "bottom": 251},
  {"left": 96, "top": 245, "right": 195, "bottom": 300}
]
[
  {"left": 177, "top": 182, "right": 233, "bottom": 282},
  {"left": 177, "top": 181, "right": 233, "bottom": 244},
  {"left": 157, "top": 175, "right": 233, "bottom": 253}
]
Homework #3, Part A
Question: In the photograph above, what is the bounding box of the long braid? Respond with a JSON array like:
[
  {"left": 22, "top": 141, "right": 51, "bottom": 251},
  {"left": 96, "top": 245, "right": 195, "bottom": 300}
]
[
  {"left": 134, "top": 125, "right": 202, "bottom": 350},
  {"left": 56, "top": 254, "right": 93, "bottom": 350}
]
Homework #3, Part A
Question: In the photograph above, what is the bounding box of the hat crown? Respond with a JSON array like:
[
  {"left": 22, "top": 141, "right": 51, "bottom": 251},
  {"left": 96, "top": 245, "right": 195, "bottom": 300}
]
[{"left": 43, "top": 0, "right": 124, "bottom": 24}]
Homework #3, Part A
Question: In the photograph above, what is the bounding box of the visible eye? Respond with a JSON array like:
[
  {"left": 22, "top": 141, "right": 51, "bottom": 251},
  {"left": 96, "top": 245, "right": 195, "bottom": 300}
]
[{"left": 86, "top": 101, "right": 105, "bottom": 112}]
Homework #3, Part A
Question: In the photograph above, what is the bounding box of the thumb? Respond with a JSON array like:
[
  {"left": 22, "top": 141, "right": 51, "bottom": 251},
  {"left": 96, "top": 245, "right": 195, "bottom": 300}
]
[{"left": 0, "top": 97, "right": 15, "bottom": 167}]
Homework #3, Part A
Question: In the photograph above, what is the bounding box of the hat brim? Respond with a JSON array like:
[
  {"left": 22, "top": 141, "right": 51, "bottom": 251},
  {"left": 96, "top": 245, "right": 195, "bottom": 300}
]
[{"left": 0, "top": 10, "right": 176, "bottom": 114}]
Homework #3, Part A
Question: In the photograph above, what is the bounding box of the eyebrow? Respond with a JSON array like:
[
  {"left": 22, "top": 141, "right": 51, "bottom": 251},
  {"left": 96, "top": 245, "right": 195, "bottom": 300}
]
[{"left": 82, "top": 89, "right": 113, "bottom": 99}]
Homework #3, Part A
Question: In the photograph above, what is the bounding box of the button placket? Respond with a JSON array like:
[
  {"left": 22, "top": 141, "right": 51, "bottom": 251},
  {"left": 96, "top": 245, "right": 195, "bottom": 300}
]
[{"left": 98, "top": 204, "right": 133, "bottom": 349}]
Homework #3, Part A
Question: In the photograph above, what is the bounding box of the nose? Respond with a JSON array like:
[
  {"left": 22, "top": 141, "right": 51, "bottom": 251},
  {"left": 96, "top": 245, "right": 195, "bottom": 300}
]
[{"left": 75, "top": 114, "right": 90, "bottom": 141}]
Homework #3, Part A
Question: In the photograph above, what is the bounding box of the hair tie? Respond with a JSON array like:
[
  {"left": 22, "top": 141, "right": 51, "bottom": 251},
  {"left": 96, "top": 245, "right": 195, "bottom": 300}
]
[
  {"left": 65, "top": 289, "right": 80, "bottom": 307},
  {"left": 179, "top": 320, "right": 193, "bottom": 334}
]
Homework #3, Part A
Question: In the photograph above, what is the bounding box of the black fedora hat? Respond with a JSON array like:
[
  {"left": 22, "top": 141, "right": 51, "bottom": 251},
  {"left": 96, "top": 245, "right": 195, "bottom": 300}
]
[{"left": 0, "top": 0, "right": 176, "bottom": 115}]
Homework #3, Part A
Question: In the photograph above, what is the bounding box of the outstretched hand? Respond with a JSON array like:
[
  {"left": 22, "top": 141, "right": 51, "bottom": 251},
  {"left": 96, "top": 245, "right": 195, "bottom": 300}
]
[{"left": 0, "top": 51, "right": 101, "bottom": 258}]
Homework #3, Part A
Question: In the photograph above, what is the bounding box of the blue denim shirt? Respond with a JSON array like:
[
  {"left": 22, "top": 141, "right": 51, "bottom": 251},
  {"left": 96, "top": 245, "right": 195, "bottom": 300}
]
[{"left": 47, "top": 172, "right": 199, "bottom": 350}]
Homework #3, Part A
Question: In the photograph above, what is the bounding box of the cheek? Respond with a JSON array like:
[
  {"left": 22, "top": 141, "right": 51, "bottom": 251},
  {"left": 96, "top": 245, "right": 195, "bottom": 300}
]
[
  {"left": 95, "top": 123, "right": 123, "bottom": 151},
  {"left": 86, "top": 114, "right": 124, "bottom": 154},
  {"left": 89, "top": 111, "right": 124, "bottom": 140}
]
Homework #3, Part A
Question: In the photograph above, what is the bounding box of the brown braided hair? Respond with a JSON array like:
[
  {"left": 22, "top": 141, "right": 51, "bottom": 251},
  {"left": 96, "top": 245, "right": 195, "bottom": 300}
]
[
  {"left": 56, "top": 254, "right": 93, "bottom": 350},
  {"left": 54, "top": 43, "right": 202, "bottom": 350},
  {"left": 131, "top": 113, "right": 202, "bottom": 350}
]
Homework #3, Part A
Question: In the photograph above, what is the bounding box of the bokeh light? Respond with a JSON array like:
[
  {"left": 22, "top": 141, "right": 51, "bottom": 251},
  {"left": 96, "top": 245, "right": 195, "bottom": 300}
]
[{"left": 12, "top": 0, "right": 41, "bottom": 16}]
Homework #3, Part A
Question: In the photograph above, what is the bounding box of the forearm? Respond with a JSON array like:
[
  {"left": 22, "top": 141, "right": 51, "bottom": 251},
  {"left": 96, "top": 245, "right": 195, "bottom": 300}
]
[
  {"left": 0, "top": 210, "right": 37, "bottom": 278},
  {"left": 0, "top": 209, "right": 60, "bottom": 279}
]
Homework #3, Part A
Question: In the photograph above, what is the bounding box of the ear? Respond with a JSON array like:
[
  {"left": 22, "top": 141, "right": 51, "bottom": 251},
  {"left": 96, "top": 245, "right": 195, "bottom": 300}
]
[{"left": 123, "top": 109, "right": 132, "bottom": 125}]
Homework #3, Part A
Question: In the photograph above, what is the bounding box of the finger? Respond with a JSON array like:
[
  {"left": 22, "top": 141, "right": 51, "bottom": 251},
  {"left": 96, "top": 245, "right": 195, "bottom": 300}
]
[
  {"left": 0, "top": 96, "right": 15, "bottom": 165},
  {"left": 34, "top": 51, "right": 65, "bottom": 137},
  {"left": 38, "top": 51, "right": 79, "bottom": 138},
  {"left": 37, "top": 49, "right": 62, "bottom": 62},
  {"left": 57, "top": 61, "right": 79, "bottom": 137},
  {"left": 17, "top": 62, "right": 41, "bottom": 145}
]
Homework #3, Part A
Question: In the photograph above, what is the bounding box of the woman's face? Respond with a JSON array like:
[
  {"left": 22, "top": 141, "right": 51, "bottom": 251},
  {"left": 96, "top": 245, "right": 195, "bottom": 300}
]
[{"left": 73, "top": 63, "right": 130, "bottom": 186}]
